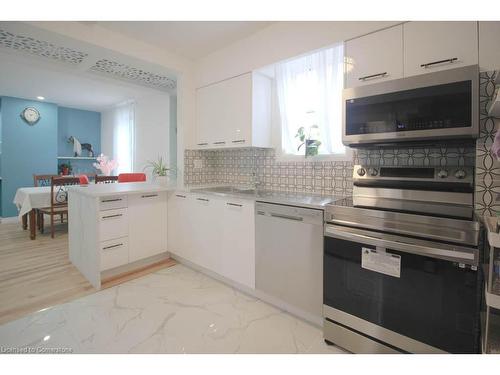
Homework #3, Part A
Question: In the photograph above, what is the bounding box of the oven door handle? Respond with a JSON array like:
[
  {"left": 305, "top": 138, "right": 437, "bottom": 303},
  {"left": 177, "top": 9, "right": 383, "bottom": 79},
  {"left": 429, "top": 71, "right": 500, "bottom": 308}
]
[{"left": 324, "top": 225, "right": 477, "bottom": 266}]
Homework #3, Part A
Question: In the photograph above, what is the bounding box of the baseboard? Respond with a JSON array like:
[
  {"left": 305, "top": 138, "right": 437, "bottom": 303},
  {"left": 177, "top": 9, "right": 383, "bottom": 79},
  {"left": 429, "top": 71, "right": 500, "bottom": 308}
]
[{"left": 0, "top": 216, "right": 20, "bottom": 224}]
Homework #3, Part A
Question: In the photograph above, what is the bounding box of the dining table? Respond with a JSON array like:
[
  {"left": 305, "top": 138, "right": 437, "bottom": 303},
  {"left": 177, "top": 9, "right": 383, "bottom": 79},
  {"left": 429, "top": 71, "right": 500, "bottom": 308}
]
[{"left": 13, "top": 186, "right": 54, "bottom": 240}]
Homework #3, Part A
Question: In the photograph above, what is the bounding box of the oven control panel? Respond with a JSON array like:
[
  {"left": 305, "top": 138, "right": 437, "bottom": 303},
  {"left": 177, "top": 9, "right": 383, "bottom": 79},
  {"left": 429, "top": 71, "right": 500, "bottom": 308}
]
[{"left": 353, "top": 165, "right": 473, "bottom": 184}]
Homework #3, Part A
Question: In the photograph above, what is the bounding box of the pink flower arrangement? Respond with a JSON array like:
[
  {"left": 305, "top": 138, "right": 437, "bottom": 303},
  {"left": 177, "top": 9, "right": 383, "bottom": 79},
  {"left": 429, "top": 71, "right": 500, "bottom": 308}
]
[
  {"left": 93, "top": 154, "right": 119, "bottom": 176},
  {"left": 492, "top": 131, "right": 500, "bottom": 161}
]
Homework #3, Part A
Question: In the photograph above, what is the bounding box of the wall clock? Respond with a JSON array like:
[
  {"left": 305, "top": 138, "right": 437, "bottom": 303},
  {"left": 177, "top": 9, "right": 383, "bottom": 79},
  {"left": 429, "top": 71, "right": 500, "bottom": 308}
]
[{"left": 20, "top": 107, "right": 41, "bottom": 125}]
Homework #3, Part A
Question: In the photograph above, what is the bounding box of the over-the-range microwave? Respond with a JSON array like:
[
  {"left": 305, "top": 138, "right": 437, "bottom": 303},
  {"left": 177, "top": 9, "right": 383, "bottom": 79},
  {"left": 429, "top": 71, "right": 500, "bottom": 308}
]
[{"left": 342, "top": 65, "right": 479, "bottom": 146}]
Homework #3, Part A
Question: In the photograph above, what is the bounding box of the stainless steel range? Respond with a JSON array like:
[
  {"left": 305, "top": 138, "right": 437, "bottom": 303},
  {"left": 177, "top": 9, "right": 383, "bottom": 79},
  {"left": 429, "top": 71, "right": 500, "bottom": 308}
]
[{"left": 323, "top": 165, "right": 482, "bottom": 354}]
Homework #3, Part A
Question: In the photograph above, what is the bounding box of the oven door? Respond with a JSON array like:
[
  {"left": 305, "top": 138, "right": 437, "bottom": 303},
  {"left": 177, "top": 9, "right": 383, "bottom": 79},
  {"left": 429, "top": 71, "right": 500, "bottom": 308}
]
[{"left": 323, "top": 224, "right": 481, "bottom": 353}]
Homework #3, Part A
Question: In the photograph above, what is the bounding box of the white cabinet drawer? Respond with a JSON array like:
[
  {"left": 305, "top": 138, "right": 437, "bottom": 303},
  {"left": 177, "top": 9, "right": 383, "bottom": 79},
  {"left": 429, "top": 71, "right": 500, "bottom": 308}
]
[
  {"left": 100, "top": 195, "right": 128, "bottom": 211},
  {"left": 100, "top": 238, "right": 129, "bottom": 271},
  {"left": 99, "top": 208, "right": 128, "bottom": 242}
]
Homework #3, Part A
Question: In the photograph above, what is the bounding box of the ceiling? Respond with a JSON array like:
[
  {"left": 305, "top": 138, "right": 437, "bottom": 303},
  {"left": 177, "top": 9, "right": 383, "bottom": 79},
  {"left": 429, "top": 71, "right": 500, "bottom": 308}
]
[
  {"left": 0, "top": 22, "right": 176, "bottom": 111},
  {"left": 0, "top": 50, "right": 164, "bottom": 112},
  {"left": 96, "top": 21, "right": 274, "bottom": 60}
]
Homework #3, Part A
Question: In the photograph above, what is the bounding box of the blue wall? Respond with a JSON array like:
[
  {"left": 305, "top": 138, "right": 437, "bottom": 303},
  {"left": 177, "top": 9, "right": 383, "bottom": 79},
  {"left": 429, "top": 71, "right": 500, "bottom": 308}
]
[
  {"left": 0, "top": 100, "right": 101, "bottom": 217},
  {"left": 0, "top": 96, "right": 58, "bottom": 217},
  {"left": 58, "top": 107, "right": 101, "bottom": 175}
]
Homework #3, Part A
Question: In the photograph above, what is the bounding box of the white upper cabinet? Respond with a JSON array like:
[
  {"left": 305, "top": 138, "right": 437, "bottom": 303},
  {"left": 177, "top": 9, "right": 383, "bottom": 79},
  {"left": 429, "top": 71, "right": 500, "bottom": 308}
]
[
  {"left": 345, "top": 25, "right": 403, "bottom": 88},
  {"left": 195, "top": 72, "right": 271, "bottom": 149},
  {"left": 479, "top": 21, "right": 500, "bottom": 72},
  {"left": 403, "top": 22, "right": 478, "bottom": 77}
]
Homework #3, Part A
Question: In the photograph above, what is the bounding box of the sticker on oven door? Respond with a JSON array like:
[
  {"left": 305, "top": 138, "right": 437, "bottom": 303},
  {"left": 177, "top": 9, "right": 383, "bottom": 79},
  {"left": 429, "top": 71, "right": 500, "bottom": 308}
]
[{"left": 361, "top": 247, "right": 401, "bottom": 278}]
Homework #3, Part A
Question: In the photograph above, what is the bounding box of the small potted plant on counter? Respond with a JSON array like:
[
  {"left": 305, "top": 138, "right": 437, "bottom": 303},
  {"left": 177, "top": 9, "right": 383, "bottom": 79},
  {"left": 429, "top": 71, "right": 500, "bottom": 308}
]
[
  {"left": 144, "top": 156, "right": 171, "bottom": 186},
  {"left": 59, "top": 162, "right": 73, "bottom": 176}
]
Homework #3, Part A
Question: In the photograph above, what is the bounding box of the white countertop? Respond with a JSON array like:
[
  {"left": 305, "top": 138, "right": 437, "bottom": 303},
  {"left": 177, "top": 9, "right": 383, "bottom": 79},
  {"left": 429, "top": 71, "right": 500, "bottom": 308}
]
[
  {"left": 186, "top": 186, "right": 344, "bottom": 210},
  {"left": 69, "top": 182, "right": 174, "bottom": 198}
]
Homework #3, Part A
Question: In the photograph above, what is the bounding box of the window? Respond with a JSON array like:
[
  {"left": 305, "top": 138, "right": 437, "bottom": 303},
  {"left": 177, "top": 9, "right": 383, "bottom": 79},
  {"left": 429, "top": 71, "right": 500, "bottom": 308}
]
[
  {"left": 110, "top": 101, "right": 135, "bottom": 174},
  {"left": 275, "top": 44, "right": 345, "bottom": 157}
]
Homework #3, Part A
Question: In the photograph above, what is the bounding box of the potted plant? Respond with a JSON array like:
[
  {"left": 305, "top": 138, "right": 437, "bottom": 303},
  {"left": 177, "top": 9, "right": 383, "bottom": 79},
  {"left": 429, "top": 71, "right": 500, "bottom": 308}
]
[
  {"left": 59, "top": 162, "right": 73, "bottom": 176},
  {"left": 295, "top": 125, "right": 322, "bottom": 157},
  {"left": 144, "top": 156, "right": 170, "bottom": 186}
]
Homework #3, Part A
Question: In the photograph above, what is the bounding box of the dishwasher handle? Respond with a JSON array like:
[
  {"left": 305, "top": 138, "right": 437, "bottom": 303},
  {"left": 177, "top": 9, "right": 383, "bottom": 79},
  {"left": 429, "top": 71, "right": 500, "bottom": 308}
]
[{"left": 270, "top": 212, "right": 304, "bottom": 222}]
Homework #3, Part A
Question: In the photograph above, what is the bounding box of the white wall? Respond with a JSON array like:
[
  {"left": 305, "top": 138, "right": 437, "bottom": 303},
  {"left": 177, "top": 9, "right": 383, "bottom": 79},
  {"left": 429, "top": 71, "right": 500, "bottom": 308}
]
[
  {"left": 30, "top": 21, "right": 195, "bottom": 188},
  {"left": 195, "top": 21, "right": 400, "bottom": 88},
  {"left": 134, "top": 93, "right": 171, "bottom": 179}
]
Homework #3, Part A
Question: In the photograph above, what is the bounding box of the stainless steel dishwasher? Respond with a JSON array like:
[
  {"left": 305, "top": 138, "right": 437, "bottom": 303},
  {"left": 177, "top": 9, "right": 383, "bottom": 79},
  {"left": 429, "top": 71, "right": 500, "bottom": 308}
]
[{"left": 255, "top": 202, "right": 324, "bottom": 326}]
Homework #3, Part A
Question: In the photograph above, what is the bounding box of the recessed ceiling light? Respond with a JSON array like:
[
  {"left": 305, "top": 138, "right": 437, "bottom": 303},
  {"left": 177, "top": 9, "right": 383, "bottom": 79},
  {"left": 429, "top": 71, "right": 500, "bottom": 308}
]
[{"left": 37, "top": 96, "right": 45, "bottom": 100}]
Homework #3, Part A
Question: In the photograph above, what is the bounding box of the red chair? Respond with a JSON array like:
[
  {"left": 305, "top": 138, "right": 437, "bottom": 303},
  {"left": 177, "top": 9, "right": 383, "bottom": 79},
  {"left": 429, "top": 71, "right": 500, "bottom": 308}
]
[
  {"left": 78, "top": 174, "right": 89, "bottom": 185},
  {"left": 118, "top": 173, "right": 147, "bottom": 183}
]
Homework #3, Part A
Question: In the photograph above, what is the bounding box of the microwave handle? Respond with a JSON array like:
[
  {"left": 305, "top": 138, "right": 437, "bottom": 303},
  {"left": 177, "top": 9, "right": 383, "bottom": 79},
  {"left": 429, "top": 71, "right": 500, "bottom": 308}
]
[{"left": 324, "top": 225, "right": 477, "bottom": 266}]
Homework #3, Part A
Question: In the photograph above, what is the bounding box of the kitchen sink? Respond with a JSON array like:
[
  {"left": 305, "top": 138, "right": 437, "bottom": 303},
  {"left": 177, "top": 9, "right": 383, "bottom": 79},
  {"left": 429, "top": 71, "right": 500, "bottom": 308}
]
[{"left": 203, "top": 186, "right": 257, "bottom": 195}]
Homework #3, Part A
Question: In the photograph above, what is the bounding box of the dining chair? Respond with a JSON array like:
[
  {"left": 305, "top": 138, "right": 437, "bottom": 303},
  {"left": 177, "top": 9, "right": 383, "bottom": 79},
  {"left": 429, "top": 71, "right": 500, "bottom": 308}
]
[
  {"left": 118, "top": 173, "right": 146, "bottom": 183},
  {"left": 95, "top": 175, "right": 118, "bottom": 184},
  {"left": 33, "top": 174, "right": 61, "bottom": 230},
  {"left": 33, "top": 174, "right": 59, "bottom": 187},
  {"left": 38, "top": 176, "right": 80, "bottom": 238}
]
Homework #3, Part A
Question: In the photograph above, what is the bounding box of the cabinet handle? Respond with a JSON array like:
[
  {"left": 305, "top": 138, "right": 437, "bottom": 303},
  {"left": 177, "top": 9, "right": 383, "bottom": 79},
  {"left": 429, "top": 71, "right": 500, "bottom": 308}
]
[
  {"left": 102, "top": 243, "right": 124, "bottom": 250},
  {"left": 232, "top": 139, "right": 246, "bottom": 144},
  {"left": 197, "top": 142, "right": 208, "bottom": 146},
  {"left": 175, "top": 194, "right": 187, "bottom": 198},
  {"left": 101, "top": 198, "right": 122, "bottom": 203},
  {"left": 141, "top": 194, "right": 158, "bottom": 198},
  {"left": 420, "top": 57, "right": 458, "bottom": 68},
  {"left": 358, "top": 72, "right": 388, "bottom": 81},
  {"left": 226, "top": 202, "right": 243, "bottom": 207},
  {"left": 196, "top": 197, "right": 209, "bottom": 202},
  {"left": 102, "top": 213, "right": 123, "bottom": 219},
  {"left": 213, "top": 141, "right": 226, "bottom": 145}
]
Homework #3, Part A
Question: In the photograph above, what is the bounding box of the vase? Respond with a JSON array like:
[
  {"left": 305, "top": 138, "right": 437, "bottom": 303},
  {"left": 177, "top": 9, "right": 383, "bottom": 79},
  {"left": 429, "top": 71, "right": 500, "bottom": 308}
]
[{"left": 155, "top": 175, "right": 169, "bottom": 186}]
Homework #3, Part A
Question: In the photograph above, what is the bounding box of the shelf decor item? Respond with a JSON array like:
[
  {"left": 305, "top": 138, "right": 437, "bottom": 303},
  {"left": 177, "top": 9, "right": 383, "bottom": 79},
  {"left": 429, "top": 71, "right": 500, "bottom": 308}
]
[
  {"left": 295, "top": 125, "right": 322, "bottom": 157},
  {"left": 93, "top": 154, "right": 118, "bottom": 176},
  {"left": 58, "top": 162, "right": 72, "bottom": 176},
  {"left": 144, "top": 156, "right": 171, "bottom": 186},
  {"left": 68, "top": 136, "right": 95, "bottom": 157}
]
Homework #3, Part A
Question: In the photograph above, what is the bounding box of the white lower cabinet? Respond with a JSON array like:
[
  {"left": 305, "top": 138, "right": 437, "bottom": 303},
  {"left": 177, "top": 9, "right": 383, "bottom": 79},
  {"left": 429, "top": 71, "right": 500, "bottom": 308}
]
[
  {"left": 219, "top": 198, "right": 255, "bottom": 288},
  {"left": 100, "top": 237, "right": 129, "bottom": 271},
  {"left": 167, "top": 192, "right": 190, "bottom": 259},
  {"left": 167, "top": 192, "right": 255, "bottom": 289},
  {"left": 128, "top": 191, "right": 168, "bottom": 263}
]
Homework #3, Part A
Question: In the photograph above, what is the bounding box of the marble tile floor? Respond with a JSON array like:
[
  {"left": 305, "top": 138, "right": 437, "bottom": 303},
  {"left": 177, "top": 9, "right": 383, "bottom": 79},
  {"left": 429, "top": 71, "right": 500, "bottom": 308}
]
[{"left": 0, "top": 264, "right": 347, "bottom": 354}]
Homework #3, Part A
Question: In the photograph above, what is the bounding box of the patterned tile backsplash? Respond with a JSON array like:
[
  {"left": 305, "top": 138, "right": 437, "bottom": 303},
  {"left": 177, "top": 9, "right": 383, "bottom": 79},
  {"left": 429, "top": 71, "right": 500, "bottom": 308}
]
[
  {"left": 184, "top": 148, "right": 355, "bottom": 196},
  {"left": 184, "top": 71, "right": 500, "bottom": 215}
]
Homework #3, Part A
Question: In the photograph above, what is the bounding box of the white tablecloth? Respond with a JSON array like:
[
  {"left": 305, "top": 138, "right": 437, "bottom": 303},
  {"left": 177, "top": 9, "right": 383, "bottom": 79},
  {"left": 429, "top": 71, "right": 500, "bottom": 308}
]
[{"left": 13, "top": 186, "right": 52, "bottom": 217}]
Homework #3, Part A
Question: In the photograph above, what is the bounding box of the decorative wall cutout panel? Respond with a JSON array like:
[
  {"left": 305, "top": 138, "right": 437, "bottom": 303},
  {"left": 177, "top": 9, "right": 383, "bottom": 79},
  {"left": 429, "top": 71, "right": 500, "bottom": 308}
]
[
  {"left": 0, "top": 28, "right": 88, "bottom": 65},
  {"left": 90, "top": 59, "right": 176, "bottom": 91}
]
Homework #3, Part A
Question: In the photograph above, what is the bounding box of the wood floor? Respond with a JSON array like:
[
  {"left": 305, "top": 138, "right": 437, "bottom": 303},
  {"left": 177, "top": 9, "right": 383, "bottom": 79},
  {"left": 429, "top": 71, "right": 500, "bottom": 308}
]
[{"left": 0, "top": 219, "right": 176, "bottom": 325}]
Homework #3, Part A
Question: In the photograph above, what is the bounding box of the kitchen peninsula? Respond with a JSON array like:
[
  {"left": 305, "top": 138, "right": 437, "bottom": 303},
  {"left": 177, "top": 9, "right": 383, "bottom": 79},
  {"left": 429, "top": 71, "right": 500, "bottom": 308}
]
[{"left": 68, "top": 182, "right": 170, "bottom": 288}]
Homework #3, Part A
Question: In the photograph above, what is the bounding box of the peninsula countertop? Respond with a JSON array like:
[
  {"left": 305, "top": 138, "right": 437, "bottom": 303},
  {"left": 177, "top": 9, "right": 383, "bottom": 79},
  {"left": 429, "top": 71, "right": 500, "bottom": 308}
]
[{"left": 69, "top": 182, "right": 174, "bottom": 198}]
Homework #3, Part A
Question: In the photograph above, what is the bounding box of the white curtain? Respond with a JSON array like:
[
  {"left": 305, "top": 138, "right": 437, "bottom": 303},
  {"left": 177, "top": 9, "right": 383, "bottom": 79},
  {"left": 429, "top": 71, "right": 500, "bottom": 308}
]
[
  {"left": 110, "top": 101, "right": 135, "bottom": 174},
  {"left": 275, "top": 44, "right": 345, "bottom": 156}
]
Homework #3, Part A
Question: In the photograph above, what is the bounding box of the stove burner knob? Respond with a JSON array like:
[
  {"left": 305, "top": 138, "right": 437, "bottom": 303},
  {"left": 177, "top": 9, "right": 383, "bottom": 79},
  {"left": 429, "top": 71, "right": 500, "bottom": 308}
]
[
  {"left": 437, "top": 169, "right": 448, "bottom": 179},
  {"left": 356, "top": 168, "right": 366, "bottom": 177},
  {"left": 454, "top": 169, "right": 467, "bottom": 179},
  {"left": 368, "top": 168, "right": 378, "bottom": 176}
]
